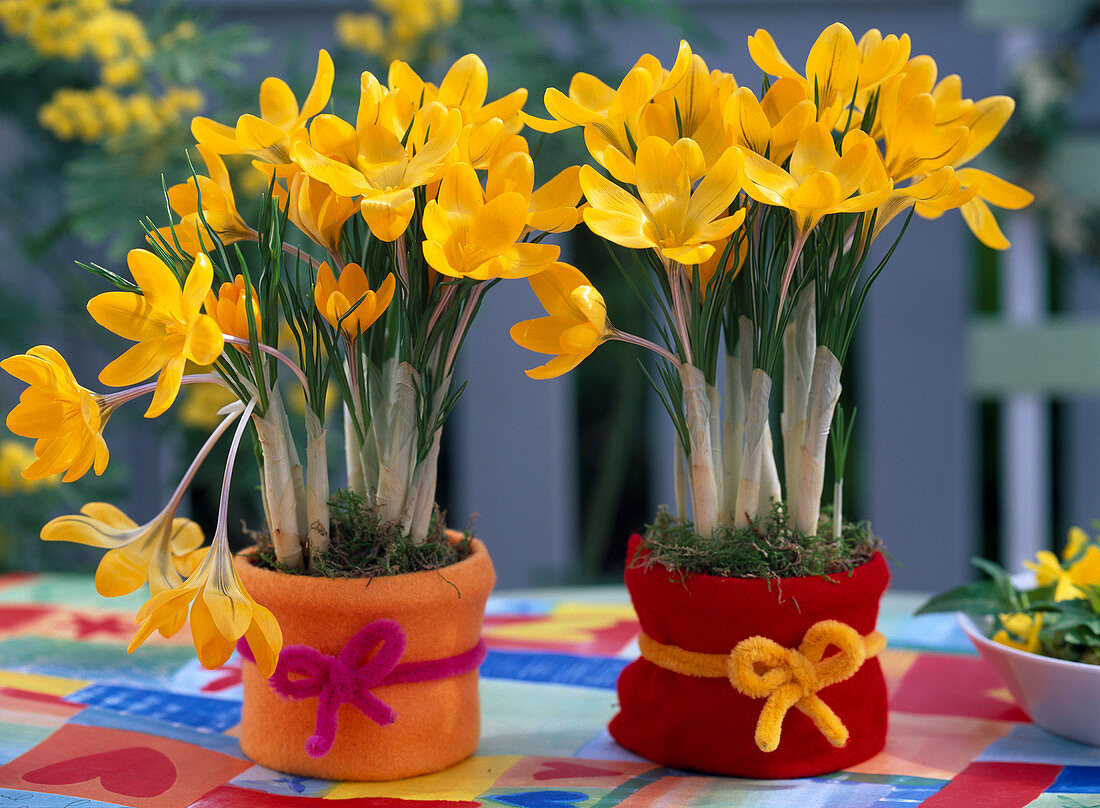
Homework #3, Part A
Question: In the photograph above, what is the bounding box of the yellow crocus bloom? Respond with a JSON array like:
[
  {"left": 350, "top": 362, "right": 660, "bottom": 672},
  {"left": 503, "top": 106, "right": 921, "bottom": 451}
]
[
  {"left": 42, "top": 502, "right": 205, "bottom": 599},
  {"left": 276, "top": 171, "right": 358, "bottom": 257},
  {"left": 739, "top": 124, "right": 889, "bottom": 235},
  {"left": 749, "top": 24, "right": 910, "bottom": 124},
  {"left": 88, "top": 251, "right": 225, "bottom": 418},
  {"left": 157, "top": 145, "right": 255, "bottom": 256},
  {"left": 423, "top": 161, "right": 561, "bottom": 281},
  {"left": 204, "top": 275, "right": 261, "bottom": 347},
  {"left": 510, "top": 263, "right": 611, "bottom": 379},
  {"left": 2, "top": 345, "right": 110, "bottom": 482},
  {"left": 314, "top": 262, "right": 395, "bottom": 340},
  {"left": 129, "top": 537, "right": 282, "bottom": 677},
  {"left": 192, "top": 49, "right": 333, "bottom": 172},
  {"left": 292, "top": 101, "right": 463, "bottom": 242},
  {"left": 524, "top": 41, "right": 693, "bottom": 181},
  {"left": 725, "top": 82, "right": 815, "bottom": 166},
  {"left": 580, "top": 137, "right": 745, "bottom": 266}
]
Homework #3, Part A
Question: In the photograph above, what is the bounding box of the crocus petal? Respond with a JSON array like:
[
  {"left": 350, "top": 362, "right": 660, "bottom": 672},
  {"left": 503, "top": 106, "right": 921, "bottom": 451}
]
[
  {"left": 259, "top": 77, "right": 299, "bottom": 129},
  {"left": 146, "top": 354, "right": 186, "bottom": 418},
  {"left": 245, "top": 603, "right": 283, "bottom": 679},
  {"left": 96, "top": 546, "right": 149, "bottom": 597},
  {"left": 510, "top": 317, "right": 576, "bottom": 354},
  {"left": 298, "top": 50, "right": 335, "bottom": 122}
]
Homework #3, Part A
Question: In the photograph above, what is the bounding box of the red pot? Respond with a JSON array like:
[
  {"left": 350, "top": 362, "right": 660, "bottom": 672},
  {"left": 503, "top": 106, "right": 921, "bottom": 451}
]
[{"left": 609, "top": 534, "right": 889, "bottom": 778}]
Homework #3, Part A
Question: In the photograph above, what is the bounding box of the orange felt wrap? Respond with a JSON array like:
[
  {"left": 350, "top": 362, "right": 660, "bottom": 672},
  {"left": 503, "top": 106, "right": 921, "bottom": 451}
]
[{"left": 233, "top": 537, "right": 495, "bottom": 781}]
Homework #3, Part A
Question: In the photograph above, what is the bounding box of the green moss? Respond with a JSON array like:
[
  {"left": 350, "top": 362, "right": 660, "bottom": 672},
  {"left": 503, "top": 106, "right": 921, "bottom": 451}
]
[
  {"left": 250, "top": 489, "right": 470, "bottom": 577},
  {"left": 635, "top": 500, "right": 881, "bottom": 579}
]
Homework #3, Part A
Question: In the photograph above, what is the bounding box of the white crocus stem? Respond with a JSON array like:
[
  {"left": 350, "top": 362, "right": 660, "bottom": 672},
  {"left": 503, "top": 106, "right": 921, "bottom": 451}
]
[
  {"left": 372, "top": 359, "right": 419, "bottom": 527},
  {"left": 707, "top": 381, "right": 724, "bottom": 522},
  {"left": 609, "top": 329, "right": 679, "bottom": 365},
  {"left": 253, "top": 389, "right": 306, "bottom": 569},
  {"left": 344, "top": 404, "right": 367, "bottom": 497},
  {"left": 674, "top": 445, "right": 688, "bottom": 523},
  {"left": 679, "top": 363, "right": 718, "bottom": 537},
  {"left": 405, "top": 375, "right": 451, "bottom": 542},
  {"left": 793, "top": 346, "right": 843, "bottom": 535},
  {"left": 304, "top": 407, "right": 330, "bottom": 557},
  {"left": 735, "top": 368, "right": 772, "bottom": 528},
  {"left": 213, "top": 398, "right": 258, "bottom": 542},
  {"left": 758, "top": 421, "right": 781, "bottom": 517},
  {"left": 723, "top": 351, "right": 744, "bottom": 525},
  {"left": 101, "top": 374, "right": 228, "bottom": 413},
  {"left": 667, "top": 261, "right": 694, "bottom": 366},
  {"left": 781, "top": 288, "right": 816, "bottom": 513},
  {"left": 222, "top": 337, "right": 311, "bottom": 395}
]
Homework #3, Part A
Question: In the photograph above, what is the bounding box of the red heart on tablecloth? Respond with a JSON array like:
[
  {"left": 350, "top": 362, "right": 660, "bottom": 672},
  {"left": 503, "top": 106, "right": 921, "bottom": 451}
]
[{"left": 24, "top": 746, "right": 177, "bottom": 798}]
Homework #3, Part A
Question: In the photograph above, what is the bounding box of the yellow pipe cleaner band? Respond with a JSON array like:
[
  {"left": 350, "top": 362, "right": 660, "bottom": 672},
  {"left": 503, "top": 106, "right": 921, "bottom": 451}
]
[{"left": 638, "top": 619, "right": 886, "bottom": 753}]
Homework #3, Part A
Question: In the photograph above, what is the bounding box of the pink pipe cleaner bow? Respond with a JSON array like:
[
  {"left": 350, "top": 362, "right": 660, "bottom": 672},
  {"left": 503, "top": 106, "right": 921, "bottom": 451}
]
[{"left": 238, "top": 619, "right": 487, "bottom": 758}]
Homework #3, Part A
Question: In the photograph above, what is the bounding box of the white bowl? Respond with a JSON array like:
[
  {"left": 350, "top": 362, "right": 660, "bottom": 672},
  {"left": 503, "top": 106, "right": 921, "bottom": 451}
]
[{"left": 958, "top": 612, "right": 1100, "bottom": 746}]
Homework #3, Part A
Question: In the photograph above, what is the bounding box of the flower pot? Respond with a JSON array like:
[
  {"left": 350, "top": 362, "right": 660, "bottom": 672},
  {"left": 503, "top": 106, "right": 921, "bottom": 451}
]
[
  {"left": 609, "top": 535, "right": 889, "bottom": 779},
  {"left": 233, "top": 537, "right": 495, "bottom": 781}
]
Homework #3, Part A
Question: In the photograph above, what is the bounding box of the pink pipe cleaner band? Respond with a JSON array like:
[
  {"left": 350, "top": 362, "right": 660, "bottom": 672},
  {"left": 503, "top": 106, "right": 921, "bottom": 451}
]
[{"left": 237, "top": 619, "right": 487, "bottom": 758}]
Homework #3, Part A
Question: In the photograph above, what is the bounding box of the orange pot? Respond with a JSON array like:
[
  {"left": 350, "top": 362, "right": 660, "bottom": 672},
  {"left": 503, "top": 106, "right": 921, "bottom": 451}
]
[{"left": 233, "top": 538, "right": 495, "bottom": 781}]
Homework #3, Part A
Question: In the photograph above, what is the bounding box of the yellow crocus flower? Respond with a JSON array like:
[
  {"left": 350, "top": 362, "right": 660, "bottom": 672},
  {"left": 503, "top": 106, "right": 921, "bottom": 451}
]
[
  {"left": 423, "top": 162, "right": 561, "bottom": 281},
  {"left": 42, "top": 502, "right": 205, "bottom": 599},
  {"left": 725, "top": 82, "right": 815, "bottom": 166},
  {"left": 524, "top": 41, "right": 693, "bottom": 180},
  {"left": 157, "top": 145, "right": 255, "bottom": 256},
  {"left": 292, "top": 101, "right": 463, "bottom": 242},
  {"left": 922, "top": 95, "right": 1032, "bottom": 249},
  {"left": 739, "top": 124, "right": 889, "bottom": 235},
  {"left": 192, "top": 49, "right": 333, "bottom": 172},
  {"left": 749, "top": 24, "right": 910, "bottom": 125},
  {"left": 510, "top": 263, "right": 611, "bottom": 379},
  {"left": 129, "top": 536, "right": 282, "bottom": 677},
  {"left": 314, "top": 262, "right": 395, "bottom": 340},
  {"left": 580, "top": 136, "right": 745, "bottom": 266},
  {"left": 1, "top": 345, "right": 110, "bottom": 482},
  {"left": 88, "top": 250, "right": 225, "bottom": 418},
  {"left": 204, "top": 275, "right": 261, "bottom": 347},
  {"left": 276, "top": 171, "right": 358, "bottom": 257}
]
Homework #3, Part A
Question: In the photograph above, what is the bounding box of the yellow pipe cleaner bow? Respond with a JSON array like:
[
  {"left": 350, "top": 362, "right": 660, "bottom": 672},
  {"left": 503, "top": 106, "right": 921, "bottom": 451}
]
[{"left": 638, "top": 619, "right": 886, "bottom": 753}]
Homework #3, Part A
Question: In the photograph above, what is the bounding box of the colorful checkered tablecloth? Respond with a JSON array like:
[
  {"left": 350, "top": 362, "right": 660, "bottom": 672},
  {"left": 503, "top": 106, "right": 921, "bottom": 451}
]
[{"left": 0, "top": 572, "right": 1098, "bottom": 807}]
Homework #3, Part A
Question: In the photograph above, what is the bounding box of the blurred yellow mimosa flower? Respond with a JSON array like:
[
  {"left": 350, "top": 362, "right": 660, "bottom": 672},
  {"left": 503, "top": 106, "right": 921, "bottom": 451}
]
[{"left": 88, "top": 250, "right": 225, "bottom": 418}]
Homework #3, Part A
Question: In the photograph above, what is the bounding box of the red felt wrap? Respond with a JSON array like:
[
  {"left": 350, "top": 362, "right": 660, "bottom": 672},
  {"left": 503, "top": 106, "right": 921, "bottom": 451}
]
[{"left": 609, "top": 535, "right": 890, "bottom": 779}]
